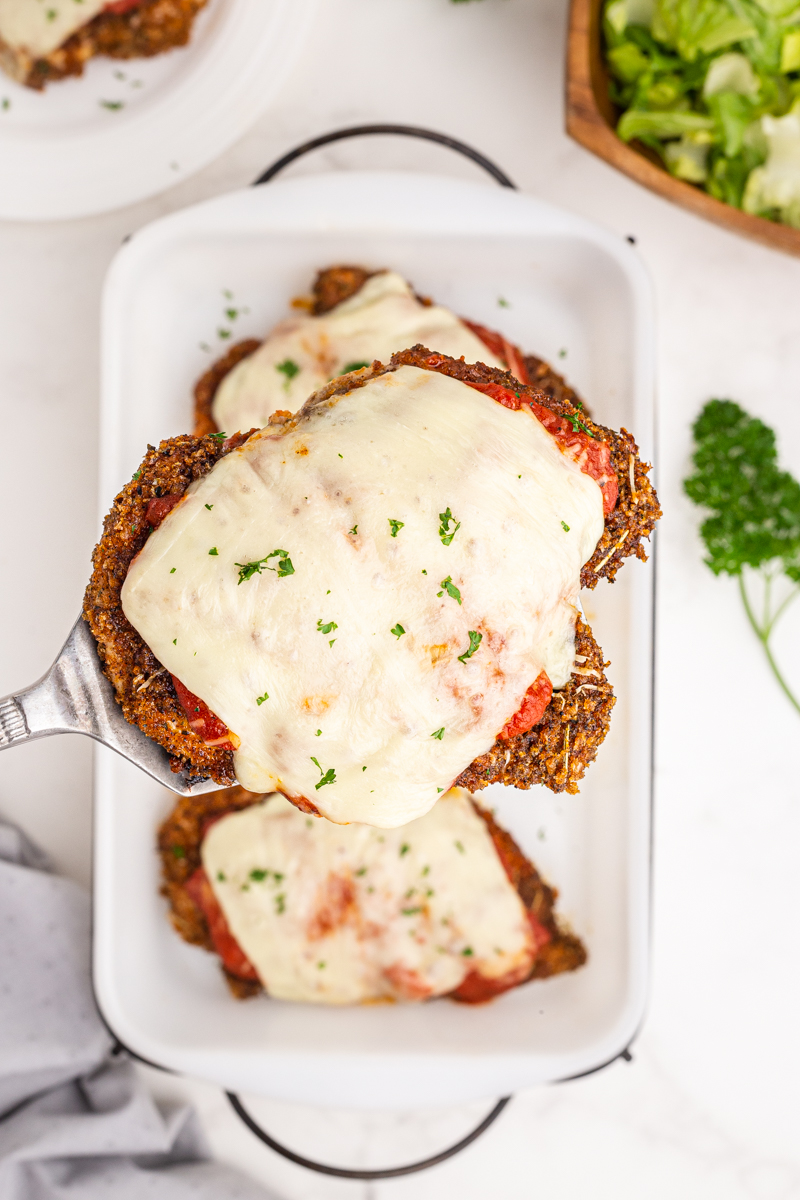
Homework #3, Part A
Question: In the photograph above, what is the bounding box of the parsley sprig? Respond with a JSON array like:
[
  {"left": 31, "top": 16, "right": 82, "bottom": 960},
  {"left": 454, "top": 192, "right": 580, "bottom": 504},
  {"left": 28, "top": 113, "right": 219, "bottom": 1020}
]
[
  {"left": 685, "top": 399, "right": 800, "bottom": 717},
  {"left": 317, "top": 619, "right": 338, "bottom": 635},
  {"left": 236, "top": 549, "right": 294, "bottom": 583},
  {"left": 388, "top": 519, "right": 405, "bottom": 537}
]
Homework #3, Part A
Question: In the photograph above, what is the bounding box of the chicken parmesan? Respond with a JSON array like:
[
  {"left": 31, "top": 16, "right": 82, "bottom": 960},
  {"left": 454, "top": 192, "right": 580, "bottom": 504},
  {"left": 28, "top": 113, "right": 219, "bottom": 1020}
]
[
  {"left": 160, "top": 785, "right": 587, "bottom": 1004},
  {"left": 0, "top": 0, "right": 205, "bottom": 89},
  {"left": 195, "top": 264, "right": 589, "bottom": 438},
  {"left": 84, "top": 346, "right": 660, "bottom": 821}
]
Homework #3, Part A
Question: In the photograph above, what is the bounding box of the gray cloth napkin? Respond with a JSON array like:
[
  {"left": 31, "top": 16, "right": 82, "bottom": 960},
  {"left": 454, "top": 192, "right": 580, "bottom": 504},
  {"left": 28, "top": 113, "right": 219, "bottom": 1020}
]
[{"left": 0, "top": 818, "right": 275, "bottom": 1199}]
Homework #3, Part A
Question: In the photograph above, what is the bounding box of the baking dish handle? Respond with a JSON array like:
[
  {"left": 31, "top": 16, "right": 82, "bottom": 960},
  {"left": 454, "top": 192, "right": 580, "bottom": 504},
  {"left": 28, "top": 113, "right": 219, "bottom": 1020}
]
[
  {"left": 226, "top": 1091, "right": 511, "bottom": 1179},
  {"left": 252, "top": 123, "right": 517, "bottom": 189}
]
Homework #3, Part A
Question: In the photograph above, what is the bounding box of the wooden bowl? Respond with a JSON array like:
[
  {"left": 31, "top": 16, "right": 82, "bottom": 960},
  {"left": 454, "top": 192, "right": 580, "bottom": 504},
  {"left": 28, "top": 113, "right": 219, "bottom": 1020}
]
[{"left": 566, "top": 0, "right": 800, "bottom": 257}]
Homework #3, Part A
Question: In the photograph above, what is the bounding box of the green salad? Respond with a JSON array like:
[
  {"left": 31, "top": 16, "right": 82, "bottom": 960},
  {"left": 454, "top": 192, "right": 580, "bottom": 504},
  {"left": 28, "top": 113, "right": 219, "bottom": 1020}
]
[{"left": 603, "top": 0, "right": 800, "bottom": 226}]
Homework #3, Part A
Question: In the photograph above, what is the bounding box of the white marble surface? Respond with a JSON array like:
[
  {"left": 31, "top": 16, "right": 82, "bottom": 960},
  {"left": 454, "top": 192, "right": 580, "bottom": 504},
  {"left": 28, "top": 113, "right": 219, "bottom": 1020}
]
[{"left": 2, "top": 0, "right": 800, "bottom": 1194}]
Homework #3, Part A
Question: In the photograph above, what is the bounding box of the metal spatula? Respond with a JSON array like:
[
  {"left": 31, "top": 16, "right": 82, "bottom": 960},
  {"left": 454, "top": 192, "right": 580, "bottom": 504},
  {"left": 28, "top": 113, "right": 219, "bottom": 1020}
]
[{"left": 0, "top": 617, "right": 222, "bottom": 796}]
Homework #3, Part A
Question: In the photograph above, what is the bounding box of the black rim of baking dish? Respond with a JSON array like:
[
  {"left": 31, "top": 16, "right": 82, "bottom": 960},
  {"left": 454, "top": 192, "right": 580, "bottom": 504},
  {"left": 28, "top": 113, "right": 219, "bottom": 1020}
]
[{"left": 94, "top": 126, "right": 653, "bottom": 1181}]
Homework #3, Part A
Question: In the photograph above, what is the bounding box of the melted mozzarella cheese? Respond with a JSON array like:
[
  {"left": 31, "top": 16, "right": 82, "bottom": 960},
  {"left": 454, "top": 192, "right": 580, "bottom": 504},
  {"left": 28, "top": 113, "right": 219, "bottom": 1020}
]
[
  {"left": 211, "top": 271, "right": 505, "bottom": 434},
  {"left": 202, "top": 789, "right": 534, "bottom": 1005},
  {"left": 0, "top": 0, "right": 106, "bottom": 57},
  {"left": 122, "top": 365, "right": 604, "bottom": 827}
]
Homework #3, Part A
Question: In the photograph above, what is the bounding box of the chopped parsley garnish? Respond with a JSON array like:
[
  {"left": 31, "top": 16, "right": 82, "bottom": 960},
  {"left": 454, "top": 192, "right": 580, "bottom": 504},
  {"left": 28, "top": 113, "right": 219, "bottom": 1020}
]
[
  {"left": 390, "top": 623, "right": 405, "bottom": 639},
  {"left": 356, "top": 867, "right": 367, "bottom": 876},
  {"left": 236, "top": 549, "right": 294, "bottom": 583},
  {"left": 250, "top": 868, "right": 269, "bottom": 881},
  {"left": 171, "top": 845, "right": 185, "bottom": 859},
  {"left": 210, "top": 431, "right": 227, "bottom": 441},
  {"left": 362, "top": 765, "right": 367, "bottom": 771},
  {"left": 461, "top": 946, "right": 474, "bottom": 957},
  {"left": 170, "top": 567, "right": 176, "bottom": 574},
  {"left": 421, "top": 569, "right": 427, "bottom": 575},
  {"left": 256, "top": 692, "right": 269, "bottom": 705},
  {"left": 1, "top": 99, "right": 10, "bottom": 112},
  {"left": 457, "top": 630, "right": 482, "bottom": 663},
  {"left": 342, "top": 361, "right": 370, "bottom": 373},
  {"left": 431, "top": 727, "right": 445, "bottom": 740},
  {"left": 399, "top": 843, "right": 410, "bottom": 856},
  {"left": 100, "top": 100, "right": 124, "bottom": 111},
  {"left": 402, "top": 906, "right": 422, "bottom": 915},
  {"left": 311, "top": 756, "right": 336, "bottom": 789},
  {"left": 558, "top": 348, "right": 567, "bottom": 359},
  {"left": 216, "top": 870, "right": 226, "bottom": 882},
  {"left": 421, "top": 865, "right": 430, "bottom": 876},
  {"left": 208, "top": 547, "right": 218, "bottom": 556},
  {"left": 329, "top": 639, "right": 336, "bottom": 648},
  {"left": 218, "top": 328, "right": 231, "bottom": 340},
  {"left": 348, "top": 525, "right": 358, "bottom": 535},
  {"left": 275, "top": 893, "right": 286, "bottom": 914},
  {"left": 454, "top": 840, "right": 465, "bottom": 854},
  {"left": 438, "top": 507, "right": 461, "bottom": 545},
  {"left": 276, "top": 359, "right": 300, "bottom": 386},
  {"left": 439, "top": 576, "right": 462, "bottom": 604},
  {"left": 172, "top": 638, "right": 177, "bottom": 645},
  {"left": 437, "top": 787, "right": 444, "bottom": 793},
  {"left": 315, "top": 729, "right": 322, "bottom": 736},
  {"left": 567, "top": 412, "right": 595, "bottom": 438},
  {"left": 317, "top": 619, "right": 338, "bottom": 635},
  {"left": 317, "top": 961, "right": 326, "bottom": 969},
  {"left": 205, "top": 503, "right": 214, "bottom": 510},
  {"left": 498, "top": 297, "right": 510, "bottom": 307},
  {"left": 388, "top": 519, "right": 405, "bottom": 537},
  {"left": 561, "top": 520, "right": 570, "bottom": 532},
  {"left": 132, "top": 468, "right": 141, "bottom": 481}
]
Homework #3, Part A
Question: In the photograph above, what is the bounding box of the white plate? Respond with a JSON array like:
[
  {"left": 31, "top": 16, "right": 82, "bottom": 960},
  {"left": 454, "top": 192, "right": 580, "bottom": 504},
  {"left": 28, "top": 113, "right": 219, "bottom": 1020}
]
[
  {"left": 0, "top": 0, "right": 315, "bottom": 220},
  {"left": 94, "top": 172, "right": 655, "bottom": 1109}
]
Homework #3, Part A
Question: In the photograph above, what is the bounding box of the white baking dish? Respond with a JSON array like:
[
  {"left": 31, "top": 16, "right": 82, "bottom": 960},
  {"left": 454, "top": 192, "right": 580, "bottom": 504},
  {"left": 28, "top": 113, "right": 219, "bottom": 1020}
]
[{"left": 93, "top": 171, "right": 655, "bottom": 1110}]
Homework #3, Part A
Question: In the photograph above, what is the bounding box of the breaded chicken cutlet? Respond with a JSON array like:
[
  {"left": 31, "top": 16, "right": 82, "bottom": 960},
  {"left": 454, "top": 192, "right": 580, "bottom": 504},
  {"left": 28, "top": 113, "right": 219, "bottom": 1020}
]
[
  {"left": 0, "top": 0, "right": 206, "bottom": 89},
  {"left": 159, "top": 785, "right": 587, "bottom": 1003},
  {"left": 84, "top": 346, "right": 660, "bottom": 818},
  {"left": 194, "top": 265, "right": 594, "bottom": 437}
]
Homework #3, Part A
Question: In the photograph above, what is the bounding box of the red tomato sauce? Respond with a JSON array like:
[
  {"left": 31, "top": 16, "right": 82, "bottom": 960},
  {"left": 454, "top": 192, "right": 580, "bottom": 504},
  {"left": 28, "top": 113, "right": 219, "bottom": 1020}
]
[
  {"left": 499, "top": 671, "right": 553, "bottom": 740},
  {"left": 185, "top": 868, "right": 259, "bottom": 982},
  {"left": 450, "top": 910, "right": 551, "bottom": 1003},
  {"left": 145, "top": 493, "right": 183, "bottom": 528},
  {"left": 461, "top": 318, "right": 531, "bottom": 386},
  {"left": 465, "top": 379, "right": 618, "bottom": 516},
  {"left": 103, "top": 0, "right": 144, "bottom": 12},
  {"left": 171, "top": 675, "right": 234, "bottom": 750}
]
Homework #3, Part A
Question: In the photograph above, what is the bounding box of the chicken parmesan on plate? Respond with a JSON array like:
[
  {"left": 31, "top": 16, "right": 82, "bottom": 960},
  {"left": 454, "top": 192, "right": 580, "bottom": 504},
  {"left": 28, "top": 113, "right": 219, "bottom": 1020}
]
[
  {"left": 84, "top": 345, "right": 660, "bottom": 826},
  {"left": 195, "top": 264, "right": 589, "bottom": 438},
  {"left": 0, "top": 0, "right": 206, "bottom": 89},
  {"left": 160, "top": 785, "right": 586, "bottom": 1004}
]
